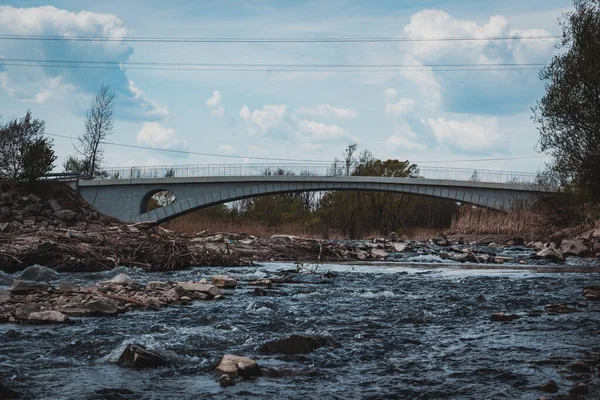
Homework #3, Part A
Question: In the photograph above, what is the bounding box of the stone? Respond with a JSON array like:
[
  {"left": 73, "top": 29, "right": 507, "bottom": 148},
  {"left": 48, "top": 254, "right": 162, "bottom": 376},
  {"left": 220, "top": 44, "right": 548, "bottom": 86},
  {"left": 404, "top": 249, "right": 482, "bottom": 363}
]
[
  {"left": 535, "top": 248, "right": 565, "bottom": 262},
  {"left": 249, "top": 279, "right": 272, "bottom": 287},
  {"left": 47, "top": 198, "right": 61, "bottom": 212},
  {"left": 59, "top": 282, "right": 82, "bottom": 293},
  {"left": 216, "top": 354, "right": 261, "bottom": 379},
  {"left": 569, "top": 383, "right": 588, "bottom": 395},
  {"left": 371, "top": 249, "right": 389, "bottom": 259},
  {"left": 391, "top": 243, "right": 409, "bottom": 252},
  {"left": 53, "top": 209, "right": 77, "bottom": 221},
  {"left": 219, "top": 374, "right": 236, "bottom": 387},
  {"left": 9, "top": 279, "right": 49, "bottom": 293},
  {"left": 87, "top": 298, "right": 119, "bottom": 315},
  {"left": 27, "top": 310, "right": 69, "bottom": 324},
  {"left": 27, "top": 193, "right": 42, "bottom": 203},
  {"left": 117, "top": 344, "right": 167, "bottom": 368},
  {"left": 15, "top": 304, "right": 41, "bottom": 319},
  {"left": 270, "top": 234, "right": 295, "bottom": 244},
  {"left": 146, "top": 281, "right": 171, "bottom": 291},
  {"left": 489, "top": 312, "right": 519, "bottom": 322},
  {"left": 177, "top": 282, "right": 220, "bottom": 296},
  {"left": 258, "top": 334, "right": 340, "bottom": 355},
  {"left": 24, "top": 203, "right": 43, "bottom": 214},
  {"left": 537, "top": 380, "right": 559, "bottom": 393},
  {"left": 545, "top": 303, "right": 578, "bottom": 314},
  {"left": 0, "top": 382, "right": 20, "bottom": 399},
  {"left": 570, "top": 362, "right": 591, "bottom": 373},
  {"left": 60, "top": 308, "right": 92, "bottom": 317},
  {"left": 211, "top": 275, "right": 237, "bottom": 289},
  {"left": 0, "top": 222, "right": 9, "bottom": 233},
  {"left": 0, "top": 290, "right": 12, "bottom": 303},
  {"left": 253, "top": 288, "right": 268, "bottom": 296},
  {"left": 560, "top": 239, "right": 590, "bottom": 257},
  {"left": 20, "top": 265, "right": 59, "bottom": 281},
  {"left": 356, "top": 251, "right": 367, "bottom": 260},
  {"left": 105, "top": 273, "right": 135, "bottom": 286},
  {"left": 0, "top": 206, "right": 10, "bottom": 216}
]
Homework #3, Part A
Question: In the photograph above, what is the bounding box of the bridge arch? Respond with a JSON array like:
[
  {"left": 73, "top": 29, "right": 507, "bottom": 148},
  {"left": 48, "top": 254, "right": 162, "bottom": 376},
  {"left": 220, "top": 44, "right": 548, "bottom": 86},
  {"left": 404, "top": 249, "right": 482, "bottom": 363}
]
[{"left": 139, "top": 189, "right": 177, "bottom": 215}]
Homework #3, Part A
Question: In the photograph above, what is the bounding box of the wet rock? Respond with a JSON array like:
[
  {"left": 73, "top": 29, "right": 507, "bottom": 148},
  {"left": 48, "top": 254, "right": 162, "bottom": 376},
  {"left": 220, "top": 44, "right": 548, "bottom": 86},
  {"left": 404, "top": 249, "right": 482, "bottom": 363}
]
[
  {"left": 545, "top": 303, "right": 578, "bottom": 314},
  {"left": 216, "top": 354, "right": 261, "bottom": 379},
  {"left": 356, "top": 251, "right": 368, "bottom": 260},
  {"left": 489, "top": 312, "right": 520, "bottom": 322},
  {"left": 0, "top": 290, "right": 11, "bottom": 303},
  {"left": 146, "top": 281, "right": 171, "bottom": 291},
  {"left": 391, "top": 242, "right": 410, "bottom": 252},
  {"left": 249, "top": 278, "right": 272, "bottom": 287},
  {"left": 177, "top": 282, "right": 220, "bottom": 296},
  {"left": 0, "top": 382, "right": 20, "bottom": 399},
  {"left": 537, "top": 380, "right": 559, "bottom": 393},
  {"left": 253, "top": 288, "right": 268, "bottom": 296},
  {"left": 59, "top": 282, "right": 82, "bottom": 293},
  {"left": 60, "top": 307, "right": 92, "bottom": 317},
  {"left": 53, "top": 209, "right": 77, "bottom": 221},
  {"left": 87, "top": 298, "right": 119, "bottom": 315},
  {"left": 9, "top": 280, "right": 49, "bottom": 293},
  {"left": 582, "top": 285, "right": 600, "bottom": 301},
  {"left": 15, "top": 304, "right": 41, "bottom": 319},
  {"left": 27, "top": 310, "right": 69, "bottom": 324},
  {"left": 211, "top": 275, "right": 237, "bottom": 289},
  {"left": 560, "top": 239, "right": 590, "bottom": 257},
  {"left": 535, "top": 248, "right": 565, "bottom": 262},
  {"left": 219, "top": 374, "right": 236, "bottom": 387},
  {"left": 569, "top": 382, "right": 588, "bottom": 395},
  {"left": 165, "top": 286, "right": 189, "bottom": 301},
  {"left": 570, "top": 362, "right": 591, "bottom": 373},
  {"left": 452, "top": 252, "right": 479, "bottom": 263},
  {"left": 117, "top": 344, "right": 167, "bottom": 368},
  {"left": 20, "top": 265, "right": 59, "bottom": 281},
  {"left": 258, "top": 334, "right": 340, "bottom": 355}
]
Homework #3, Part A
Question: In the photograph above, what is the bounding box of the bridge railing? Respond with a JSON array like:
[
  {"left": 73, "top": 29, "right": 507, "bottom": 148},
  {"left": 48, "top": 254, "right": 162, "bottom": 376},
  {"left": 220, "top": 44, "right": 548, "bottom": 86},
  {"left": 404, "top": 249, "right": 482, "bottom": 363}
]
[{"left": 98, "top": 163, "right": 539, "bottom": 184}]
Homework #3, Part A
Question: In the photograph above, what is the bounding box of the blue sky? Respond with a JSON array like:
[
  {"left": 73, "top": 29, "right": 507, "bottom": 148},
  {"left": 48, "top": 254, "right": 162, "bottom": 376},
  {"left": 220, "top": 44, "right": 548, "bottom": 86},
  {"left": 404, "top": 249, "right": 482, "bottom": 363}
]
[{"left": 0, "top": 0, "right": 572, "bottom": 173}]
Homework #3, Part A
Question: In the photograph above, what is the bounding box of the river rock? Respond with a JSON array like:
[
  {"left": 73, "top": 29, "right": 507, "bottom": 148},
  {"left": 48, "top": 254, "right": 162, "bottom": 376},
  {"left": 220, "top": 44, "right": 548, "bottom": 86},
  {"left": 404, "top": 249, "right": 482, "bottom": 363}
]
[
  {"left": 569, "top": 382, "right": 589, "bottom": 395},
  {"left": 391, "top": 242, "right": 410, "bottom": 252},
  {"left": 87, "top": 298, "right": 119, "bottom": 315},
  {"left": 117, "top": 344, "right": 167, "bottom": 368},
  {"left": 60, "top": 307, "right": 92, "bottom": 317},
  {"left": 104, "top": 273, "right": 135, "bottom": 286},
  {"left": 146, "top": 281, "right": 171, "bottom": 291},
  {"left": 165, "top": 286, "right": 190, "bottom": 301},
  {"left": 53, "top": 209, "right": 77, "bottom": 221},
  {"left": 0, "top": 290, "right": 11, "bottom": 303},
  {"left": 59, "top": 282, "right": 82, "bottom": 293},
  {"left": 258, "top": 334, "right": 340, "bottom": 355},
  {"left": 535, "top": 248, "right": 565, "bottom": 262},
  {"left": 219, "top": 374, "right": 236, "bottom": 387},
  {"left": 15, "top": 304, "right": 41, "bottom": 319},
  {"left": 570, "top": 362, "right": 591, "bottom": 373},
  {"left": 0, "top": 382, "right": 20, "bottom": 399},
  {"left": 249, "top": 279, "right": 272, "bottom": 287},
  {"left": 560, "top": 239, "right": 590, "bottom": 256},
  {"left": 216, "top": 354, "right": 261, "bottom": 379},
  {"left": 489, "top": 312, "right": 519, "bottom": 322},
  {"left": 9, "top": 279, "right": 49, "bottom": 293},
  {"left": 20, "top": 265, "right": 59, "bottom": 281},
  {"left": 177, "top": 282, "right": 220, "bottom": 296},
  {"left": 211, "top": 275, "right": 237, "bottom": 289},
  {"left": 537, "top": 380, "right": 559, "bottom": 393},
  {"left": 47, "top": 198, "right": 61, "bottom": 211},
  {"left": 27, "top": 310, "right": 69, "bottom": 324},
  {"left": 371, "top": 249, "right": 389, "bottom": 259}
]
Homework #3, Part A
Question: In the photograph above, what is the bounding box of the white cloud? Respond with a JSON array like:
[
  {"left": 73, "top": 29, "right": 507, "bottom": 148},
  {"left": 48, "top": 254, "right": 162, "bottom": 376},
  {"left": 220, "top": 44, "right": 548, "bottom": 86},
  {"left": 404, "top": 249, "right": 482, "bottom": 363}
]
[
  {"left": 128, "top": 80, "right": 169, "bottom": 118},
  {"left": 296, "top": 104, "right": 358, "bottom": 119},
  {"left": 205, "top": 90, "right": 223, "bottom": 108},
  {"left": 239, "top": 104, "right": 287, "bottom": 135},
  {"left": 218, "top": 144, "right": 236, "bottom": 154},
  {"left": 137, "top": 122, "right": 187, "bottom": 149},
  {"left": 399, "top": 55, "right": 442, "bottom": 107},
  {"left": 383, "top": 88, "right": 398, "bottom": 99},
  {"left": 385, "top": 98, "right": 415, "bottom": 116},
  {"left": 296, "top": 120, "right": 355, "bottom": 142},
  {"left": 385, "top": 135, "right": 427, "bottom": 151},
  {"left": 426, "top": 117, "right": 505, "bottom": 153},
  {"left": 211, "top": 107, "right": 225, "bottom": 117}
]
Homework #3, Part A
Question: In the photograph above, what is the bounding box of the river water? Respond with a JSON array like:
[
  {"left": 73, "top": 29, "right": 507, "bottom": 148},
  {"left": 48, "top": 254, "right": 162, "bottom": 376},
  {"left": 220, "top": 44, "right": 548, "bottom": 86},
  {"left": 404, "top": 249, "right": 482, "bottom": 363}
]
[{"left": 1, "top": 256, "right": 600, "bottom": 399}]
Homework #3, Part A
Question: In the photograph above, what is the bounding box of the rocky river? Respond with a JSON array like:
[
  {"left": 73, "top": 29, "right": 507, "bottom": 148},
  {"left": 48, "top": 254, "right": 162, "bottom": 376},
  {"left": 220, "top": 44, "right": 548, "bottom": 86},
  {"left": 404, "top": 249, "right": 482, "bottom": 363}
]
[{"left": 1, "top": 246, "right": 600, "bottom": 399}]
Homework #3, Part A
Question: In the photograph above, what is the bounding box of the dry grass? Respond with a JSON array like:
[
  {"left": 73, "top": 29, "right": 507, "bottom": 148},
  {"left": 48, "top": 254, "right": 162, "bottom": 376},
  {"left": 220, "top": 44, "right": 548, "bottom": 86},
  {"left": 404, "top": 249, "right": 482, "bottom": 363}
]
[{"left": 448, "top": 205, "right": 543, "bottom": 238}]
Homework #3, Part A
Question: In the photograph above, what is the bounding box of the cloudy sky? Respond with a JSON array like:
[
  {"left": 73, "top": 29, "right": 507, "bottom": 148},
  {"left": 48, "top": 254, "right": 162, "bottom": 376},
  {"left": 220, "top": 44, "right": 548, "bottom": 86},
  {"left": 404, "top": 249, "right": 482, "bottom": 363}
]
[{"left": 0, "top": 0, "right": 571, "bottom": 173}]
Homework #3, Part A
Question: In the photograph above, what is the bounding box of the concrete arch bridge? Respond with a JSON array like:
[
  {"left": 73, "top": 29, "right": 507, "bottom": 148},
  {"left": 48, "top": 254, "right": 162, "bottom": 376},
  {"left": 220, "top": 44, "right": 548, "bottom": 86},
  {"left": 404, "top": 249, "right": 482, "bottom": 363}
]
[{"left": 74, "top": 164, "right": 553, "bottom": 224}]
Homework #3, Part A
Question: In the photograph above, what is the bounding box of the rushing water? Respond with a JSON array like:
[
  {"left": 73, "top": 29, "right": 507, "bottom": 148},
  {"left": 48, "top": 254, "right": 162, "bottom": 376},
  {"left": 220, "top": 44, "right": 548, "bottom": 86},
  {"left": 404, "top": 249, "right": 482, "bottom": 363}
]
[{"left": 1, "top": 259, "right": 600, "bottom": 399}]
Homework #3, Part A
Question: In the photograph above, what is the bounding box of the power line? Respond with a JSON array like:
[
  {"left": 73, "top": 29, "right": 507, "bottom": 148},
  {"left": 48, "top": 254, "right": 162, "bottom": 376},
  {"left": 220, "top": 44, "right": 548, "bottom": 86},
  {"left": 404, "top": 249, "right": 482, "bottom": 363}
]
[
  {"left": 46, "top": 133, "right": 550, "bottom": 164},
  {"left": 0, "top": 62, "right": 544, "bottom": 73},
  {"left": 0, "top": 34, "right": 560, "bottom": 43}
]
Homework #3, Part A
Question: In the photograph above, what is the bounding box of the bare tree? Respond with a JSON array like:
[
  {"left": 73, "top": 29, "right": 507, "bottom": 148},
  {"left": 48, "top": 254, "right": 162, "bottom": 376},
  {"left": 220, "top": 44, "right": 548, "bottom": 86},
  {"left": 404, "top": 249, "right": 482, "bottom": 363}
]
[{"left": 77, "top": 84, "right": 117, "bottom": 178}]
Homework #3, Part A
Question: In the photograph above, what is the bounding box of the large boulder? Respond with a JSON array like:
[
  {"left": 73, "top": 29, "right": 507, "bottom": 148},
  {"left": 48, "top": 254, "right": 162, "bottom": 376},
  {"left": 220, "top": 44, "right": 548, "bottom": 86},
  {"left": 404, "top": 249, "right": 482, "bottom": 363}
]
[
  {"left": 177, "top": 282, "right": 220, "bottom": 296},
  {"left": 216, "top": 354, "right": 261, "bottom": 379},
  {"left": 20, "top": 265, "right": 59, "bottom": 281},
  {"left": 258, "top": 334, "right": 340, "bottom": 355},
  {"left": 211, "top": 275, "right": 237, "bottom": 289},
  {"left": 535, "top": 248, "right": 565, "bottom": 262},
  {"left": 27, "top": 310, "right": 70, "bottom": 324},
  {"left": 9, "top": 280, "right": 49, "bottom": 293},
  {"left": 117, "top": 344, "right": 167, "bottom": 368},
  {"left": 559, "top": 239, "right": 591, "bottom": 257}
]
